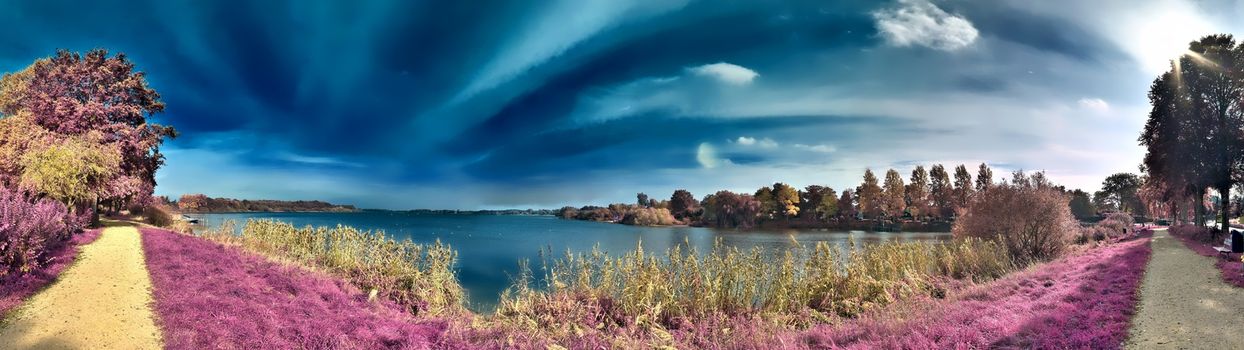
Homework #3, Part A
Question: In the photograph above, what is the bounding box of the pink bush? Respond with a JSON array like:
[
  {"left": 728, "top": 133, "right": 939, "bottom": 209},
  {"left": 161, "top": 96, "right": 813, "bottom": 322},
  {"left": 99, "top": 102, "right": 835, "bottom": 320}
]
[
  {"left": 0, "top": 227, "right": 100, "bottom": 317},
  {"left": 0, "top": 188, "right": 77, "bottom": 277},
  {"left": 804, "top": 232, "right": 1152, "bottom": 349},
  {"left": 139, "top": 227, "right": 455, "bottom": 349}
]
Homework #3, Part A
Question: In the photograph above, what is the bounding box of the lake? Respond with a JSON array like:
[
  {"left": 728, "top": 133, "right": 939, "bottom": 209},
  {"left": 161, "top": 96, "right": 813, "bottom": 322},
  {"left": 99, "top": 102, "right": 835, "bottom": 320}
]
[{"left": 187, "top": 212, "right": 952, "bottom": 311}]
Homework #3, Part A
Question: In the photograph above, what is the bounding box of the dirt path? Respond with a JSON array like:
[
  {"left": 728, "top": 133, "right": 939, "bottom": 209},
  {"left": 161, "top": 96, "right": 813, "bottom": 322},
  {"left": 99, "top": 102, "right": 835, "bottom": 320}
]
[
  {"left": 0, "top": 224, "right": 161, "bottom": 349},
  {"left": 1126, "top": 228, "right": 1244, "bottom": 349}
]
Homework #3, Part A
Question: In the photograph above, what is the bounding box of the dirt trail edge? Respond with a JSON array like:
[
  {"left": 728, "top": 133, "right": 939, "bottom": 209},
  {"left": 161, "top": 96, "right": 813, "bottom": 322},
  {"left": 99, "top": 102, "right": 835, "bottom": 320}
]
[
  {"left": 1126, "top": 228, "right": 1244, "bottom": 349},
  {"left": 0, "top": 224, "right": 162, "bottom": 349}
]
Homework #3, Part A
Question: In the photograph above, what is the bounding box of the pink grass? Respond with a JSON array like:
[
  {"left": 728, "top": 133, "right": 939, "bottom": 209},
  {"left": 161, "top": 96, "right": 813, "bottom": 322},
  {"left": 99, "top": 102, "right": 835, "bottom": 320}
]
[
  {"left": 804, "top": 232, "right": 1153, "bottom": 349},
  {"left": 0, "top": 228, "right": 102, "bottom": 317},
  {"left": 1167, "top": 226, "right": 1244, "bottom": 288},
  {"left": 139, "top": 227, "right": 455, "bottom": 349}
]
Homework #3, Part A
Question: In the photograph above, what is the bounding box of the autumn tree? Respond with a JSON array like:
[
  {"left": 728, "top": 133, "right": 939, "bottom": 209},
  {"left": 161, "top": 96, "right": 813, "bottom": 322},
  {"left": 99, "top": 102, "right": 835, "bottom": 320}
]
[
  {"left": 882, "top": 169, "right": 906, "bottom": 218},
  {"left": 906, "top": 166, "right": 930, "bottom": 219},
  {"left": 838, "top": 190, "right": 857, "bottom": 220},
  {"left": 929, "top": 164, "right": 953, "bottom": 218},
  {"left": 669, "top": 189, "right": 698, "bottom": 221},
  {"left": 857, "top": 169, "right": 883, "bottom": 219},
  {"left": 0, "top": 49, "right": 177, "bottom": 220},
  {"left": 771, "top": 182, "right": 800, "bottom": 218},
  {"left": 700, "top": 190, "right": 761, "bottom": 228},
  {"left": 178, "top": 194, "right": 209, "bottom": 212}
]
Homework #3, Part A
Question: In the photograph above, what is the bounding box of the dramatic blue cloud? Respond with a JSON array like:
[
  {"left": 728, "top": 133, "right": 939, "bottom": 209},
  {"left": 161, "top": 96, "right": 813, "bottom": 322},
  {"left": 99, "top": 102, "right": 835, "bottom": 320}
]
[{"left": 2, "top": 0, "right": 1242, "bottom": 209}]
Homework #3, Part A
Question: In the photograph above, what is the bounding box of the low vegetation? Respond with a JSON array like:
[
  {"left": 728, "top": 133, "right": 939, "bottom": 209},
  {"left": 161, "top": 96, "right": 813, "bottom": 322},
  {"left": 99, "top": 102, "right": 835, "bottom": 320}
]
[
  {"left": 485, "top": 237, "right": 1013, "bottom": 347},
  {"left": 202, "top": 219, "right": 464, "bottom": 317},
  {"left": 0, "top": 188, "right": 89, "bottom": 278}
]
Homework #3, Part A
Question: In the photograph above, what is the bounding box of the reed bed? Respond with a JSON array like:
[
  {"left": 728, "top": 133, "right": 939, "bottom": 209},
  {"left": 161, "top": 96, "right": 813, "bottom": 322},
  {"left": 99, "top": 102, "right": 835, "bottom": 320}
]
[
  {"left": 201, "top": 219, "right": 464, "bottom": 317},
  {"left": 488, "top": 237, "right": 1013, "bottom": 346}
]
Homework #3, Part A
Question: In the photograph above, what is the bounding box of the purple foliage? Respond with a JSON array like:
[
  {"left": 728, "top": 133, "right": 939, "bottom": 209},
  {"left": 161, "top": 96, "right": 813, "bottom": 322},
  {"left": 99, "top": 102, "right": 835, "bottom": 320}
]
[
  {"left": 0, "top": 188, "right": 75, "bottom": 277},
  {"left": 139, "top": 227, "right": 456, "bottom": 349},
  {"left": 0, "top": 227, "right": 100, "bottom": 317},
  {"left": 804, "top": 232, "right": 1152, "bottom": 349}
]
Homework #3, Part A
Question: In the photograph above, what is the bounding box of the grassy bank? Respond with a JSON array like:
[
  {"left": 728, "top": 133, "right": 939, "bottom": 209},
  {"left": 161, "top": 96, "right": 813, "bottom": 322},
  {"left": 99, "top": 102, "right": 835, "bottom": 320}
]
[{"left": 161, "top": 211, "right": 1149, "bottom": 348}]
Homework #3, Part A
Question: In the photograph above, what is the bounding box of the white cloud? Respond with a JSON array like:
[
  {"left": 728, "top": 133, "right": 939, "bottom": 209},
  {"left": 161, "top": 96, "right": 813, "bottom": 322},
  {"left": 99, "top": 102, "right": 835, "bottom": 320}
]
[
  {"left": 873, "top": 0, "right": 979, "bottom": 51},
  {"left": 1078, "top": 97, "right": 1110, "bottom": 113},
  {"left": 697, "top": 142, "right": 733, "bottom": 169},
  {"left": 794, "top": 144, "right": 837, "bottom": 153},
  {"left": 735, "top": 136, "right": 778, "bottom": 148},
  {"left": 688, "top": 62, "right": 759, "bottom": 85}
]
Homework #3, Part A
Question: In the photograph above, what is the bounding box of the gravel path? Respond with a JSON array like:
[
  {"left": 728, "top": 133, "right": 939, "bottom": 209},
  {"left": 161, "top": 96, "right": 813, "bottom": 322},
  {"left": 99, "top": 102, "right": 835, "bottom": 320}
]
[
  {"left": 1126, "top": 228, "right": 1244, "bottom": 349},
  {"left": 0, "top": 225, "right": 162, "bottom": 349}
]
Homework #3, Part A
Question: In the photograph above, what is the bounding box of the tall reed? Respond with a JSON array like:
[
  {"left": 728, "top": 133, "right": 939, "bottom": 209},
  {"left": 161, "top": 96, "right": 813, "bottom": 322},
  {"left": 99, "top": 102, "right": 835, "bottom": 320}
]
[
  {"left": 493, "top": 236, "right": 1013, "bottom": 342},
  {"left": 202, "top": 219, "right": 464, "bottom": 316}
]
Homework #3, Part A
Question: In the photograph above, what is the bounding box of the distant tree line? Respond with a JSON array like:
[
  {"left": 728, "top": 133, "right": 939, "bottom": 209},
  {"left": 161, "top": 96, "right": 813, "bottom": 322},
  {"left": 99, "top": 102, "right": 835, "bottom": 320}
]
[
  {"left": 558, "top": 163, "right": 1148, "bottom": 230},
  {"left": 176, "top": 194, "right": 358, "bottom": 213}
]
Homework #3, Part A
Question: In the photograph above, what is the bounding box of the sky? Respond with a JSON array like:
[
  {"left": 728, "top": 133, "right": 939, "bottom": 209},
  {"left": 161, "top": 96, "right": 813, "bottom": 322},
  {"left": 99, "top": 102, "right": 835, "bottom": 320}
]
[{"left": 2, "top": 0, "right": 1243, "bottom": 209}]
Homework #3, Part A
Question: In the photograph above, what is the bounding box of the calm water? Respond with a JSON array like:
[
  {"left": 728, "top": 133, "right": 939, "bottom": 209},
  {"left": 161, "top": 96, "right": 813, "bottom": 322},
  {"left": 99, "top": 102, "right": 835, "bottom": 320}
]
[{"left": 188, "top": 212, "right": 952, "bottom": 311}]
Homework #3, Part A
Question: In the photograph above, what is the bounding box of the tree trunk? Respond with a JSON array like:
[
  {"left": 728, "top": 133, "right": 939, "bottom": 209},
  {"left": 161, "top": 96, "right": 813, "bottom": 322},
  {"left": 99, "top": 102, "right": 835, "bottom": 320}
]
[
  {"left": 1194, "top": 189, "right": 1203, "bottom": 227},
  {"left": 92, "top": 196, "right": 101, "bottom": 228},
  {"left": 1220, "top": 183, "right": 1232, "bottom": 238},
  {"left": 1172, "top": 199, "right": 1180, "bottom": 225}
]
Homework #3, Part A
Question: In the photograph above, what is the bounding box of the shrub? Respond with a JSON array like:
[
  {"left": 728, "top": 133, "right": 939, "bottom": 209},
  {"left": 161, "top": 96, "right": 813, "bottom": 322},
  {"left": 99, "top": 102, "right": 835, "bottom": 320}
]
[
  {"left": 1093, "top": 212, "right": 1135, "bottom": 242},
  {"left": 953, "top": 171, "right": 1078, "bottom": 265},
  {"left": 210, "top": 219, "right": 464, "bottom": 317},
  {"left": 620, "top": 207, "right": 676, "bottom": 226},
  {"left": 0, "top": 188, "right": 72, "bottom": 277}
]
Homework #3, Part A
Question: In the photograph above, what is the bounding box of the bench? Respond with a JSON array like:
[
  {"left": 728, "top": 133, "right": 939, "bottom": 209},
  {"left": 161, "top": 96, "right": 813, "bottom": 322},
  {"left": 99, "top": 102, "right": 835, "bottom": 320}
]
[{"left": 1215, "top": 245, "right": 1233, "bottom": 260}]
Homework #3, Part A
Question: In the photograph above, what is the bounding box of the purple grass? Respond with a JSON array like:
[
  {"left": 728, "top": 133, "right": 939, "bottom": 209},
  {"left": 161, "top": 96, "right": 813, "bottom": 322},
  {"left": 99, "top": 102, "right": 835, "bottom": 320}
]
[
  {"left": 1167, "top": 225, "right": 1244, "bottom": 288},
  {"left": 803, "top": 231, "right": 1153, "bottom": 349},
  {"left": 0, "top": 227, "right": 101, "bottom": 317},
  {"left": 139, "top": 227, "right": 457, "bottom": 349}
]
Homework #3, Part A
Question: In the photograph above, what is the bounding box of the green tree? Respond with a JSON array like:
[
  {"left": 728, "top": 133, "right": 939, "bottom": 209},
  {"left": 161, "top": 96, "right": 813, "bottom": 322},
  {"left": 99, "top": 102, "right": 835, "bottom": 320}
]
[
  {"left": 929, "top": 164, "right": 953, "bottom": 218},
  {"left": 975, "top": 163, "right": 993, "bottom": 192},
  {"left": 857, "top": 169, "right": 883, "bottom": 219},
  {"left": 816, "top": 188, "right": 839, "bottom": 220},
  {"left": 754, "top": 186, "right": 776, "bottom": 218},
  {"left": 19, "top": 135, "right": 119, "bottom": 209},
  {"left": 906, "top": 166, "right": 930, "bottom": 219},
  {"left": 882, "top": 169, "right": 906, "bottom": 218},
  {"left": 1100, "top": 173, "right": 1144, "bottom": 214},
  {"left": 1068, "top": 189, "right": 1096, "bottom": 219},
  {"left": 953, "top": 164, "right": 974, "bottom": 209},
  {"left": 637, "top": 193, "right": 649, "bottom": 207}
]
